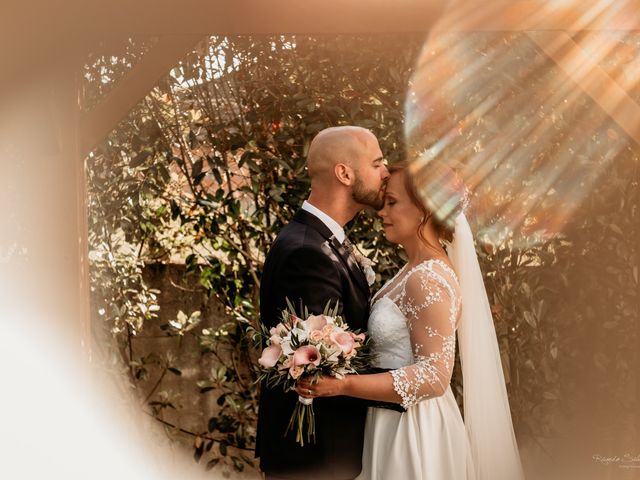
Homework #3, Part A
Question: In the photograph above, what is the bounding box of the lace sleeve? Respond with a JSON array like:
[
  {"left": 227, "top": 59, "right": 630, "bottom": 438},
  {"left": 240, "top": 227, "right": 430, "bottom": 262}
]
[{"left": 390, "top": 266, "right": 459, "bottom": 409}]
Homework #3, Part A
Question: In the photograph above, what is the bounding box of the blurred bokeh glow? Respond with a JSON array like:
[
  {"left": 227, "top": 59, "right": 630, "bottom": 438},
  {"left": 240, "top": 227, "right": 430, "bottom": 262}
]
[{"left": 406, "top": 0, "right": 640, "bottom": 247}]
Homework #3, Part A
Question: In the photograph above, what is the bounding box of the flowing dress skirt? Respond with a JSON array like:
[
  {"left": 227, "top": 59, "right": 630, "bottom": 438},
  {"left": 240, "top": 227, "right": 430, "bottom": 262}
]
[{"left": 357, "top": 386, "right": 475, "bottom": 480}]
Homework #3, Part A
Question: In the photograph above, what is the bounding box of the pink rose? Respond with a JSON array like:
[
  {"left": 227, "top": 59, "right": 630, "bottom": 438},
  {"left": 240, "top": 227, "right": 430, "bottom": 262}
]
[
  {"left": 258, "top": 344, "right": 282, "bottom": 368},
  {"left": 303, "top": 314, "right": 328, "bottom": 331},
  {"left": 269, "top": 334, "right": 282, "bottom": 346},
  {"left": 351, "top": 332, "right": 366, "bottom": 343},
  {"left": 309, "top": 330, "right": 324, "bottom": 342},
  {"left": 270, "top": 323, "right": 288, "bottom": 336},
  {"left": 289, "top": 365, "right": 304, "bottom": 379},
  {"left": 293, "top": 345, "right": 322, "bottom": 367},
  {"left": 321, "top": 324, "right": 336, "bottom": 336},
  {"left": 329, "top": 331, "right": 355, "bottom": 355}
]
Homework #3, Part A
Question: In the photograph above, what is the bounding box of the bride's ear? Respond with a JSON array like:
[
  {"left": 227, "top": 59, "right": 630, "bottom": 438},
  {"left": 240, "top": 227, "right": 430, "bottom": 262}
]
[{"left": 334, "top": 163, "right": 354, "bottom": 186}]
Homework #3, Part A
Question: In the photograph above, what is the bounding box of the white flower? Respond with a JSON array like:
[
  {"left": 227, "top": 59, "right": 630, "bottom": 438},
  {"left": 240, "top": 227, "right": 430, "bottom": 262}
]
[
  {"left": 321, "top": 344, "right": 342, "bottom": 363},
  {"left": 354, "top": 252, "right": 376, "bottom": 286},
  {"left": 334, "top": 366, "right": 352, "bottom": 379},
  {"left": 296, "top": 329, "right": 309, "bottom": 342},
  {"left": 280, "top": 337, "right": 295, "bottom": 356}
]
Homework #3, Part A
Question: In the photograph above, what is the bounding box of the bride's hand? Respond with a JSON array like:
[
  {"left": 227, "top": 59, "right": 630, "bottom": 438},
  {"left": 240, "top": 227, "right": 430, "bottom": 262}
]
[{"left": 295, "top": 375, "right": 348, "bottom": 398}]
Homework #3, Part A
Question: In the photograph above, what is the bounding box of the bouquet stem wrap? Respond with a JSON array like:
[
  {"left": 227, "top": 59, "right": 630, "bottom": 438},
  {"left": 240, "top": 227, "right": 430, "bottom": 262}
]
[{"left": 288, "top": 396, "right": 315, "bottom": 446}]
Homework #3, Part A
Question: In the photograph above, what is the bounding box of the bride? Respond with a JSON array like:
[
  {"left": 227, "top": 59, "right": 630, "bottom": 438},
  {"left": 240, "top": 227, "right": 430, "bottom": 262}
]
[{"left": 296, "top": 162, "right": 525, "bottom": 480}]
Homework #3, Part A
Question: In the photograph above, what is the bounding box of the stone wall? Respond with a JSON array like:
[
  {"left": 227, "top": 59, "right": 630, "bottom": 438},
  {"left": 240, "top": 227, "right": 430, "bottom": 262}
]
[{"left": 137, "top": 263, "right": 228, "bottom": 434}]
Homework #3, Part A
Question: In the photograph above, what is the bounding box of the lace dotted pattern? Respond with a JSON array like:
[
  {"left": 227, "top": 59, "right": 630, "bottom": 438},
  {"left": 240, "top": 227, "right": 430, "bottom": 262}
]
[{"left": 382, "top": 260, "right": 461, "bottom": 409}]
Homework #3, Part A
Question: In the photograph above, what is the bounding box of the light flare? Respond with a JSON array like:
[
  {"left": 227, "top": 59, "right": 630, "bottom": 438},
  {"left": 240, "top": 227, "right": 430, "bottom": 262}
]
[{"left": 405, "top": 0, "right": 638, "bottom": 247}]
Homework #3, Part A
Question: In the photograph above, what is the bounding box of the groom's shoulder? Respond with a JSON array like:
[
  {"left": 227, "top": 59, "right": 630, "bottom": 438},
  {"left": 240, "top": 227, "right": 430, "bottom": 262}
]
[{"left": 272, "top": 217, "right": 327, "bottom": 252}]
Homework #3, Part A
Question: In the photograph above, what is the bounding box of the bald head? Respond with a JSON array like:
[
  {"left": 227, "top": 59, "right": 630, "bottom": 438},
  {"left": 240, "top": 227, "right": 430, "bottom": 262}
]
[
  {"left": 304, "top": 126, "right": 388, "bottom": 223},
  {"left": 306, "top": 126, "right": 375, "bottom": 182}
]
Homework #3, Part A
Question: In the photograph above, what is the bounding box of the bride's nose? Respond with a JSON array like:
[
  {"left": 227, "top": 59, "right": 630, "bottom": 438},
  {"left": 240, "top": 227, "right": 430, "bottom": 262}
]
[{"left": 378, "top": 205, "right": 387, "bottom": 218}]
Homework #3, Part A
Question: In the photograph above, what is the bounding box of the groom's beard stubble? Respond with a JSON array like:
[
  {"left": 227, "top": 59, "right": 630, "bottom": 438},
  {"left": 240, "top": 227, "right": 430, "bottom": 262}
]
[{"left": 352, "top": 176, "right": 386, "bottom": 211}]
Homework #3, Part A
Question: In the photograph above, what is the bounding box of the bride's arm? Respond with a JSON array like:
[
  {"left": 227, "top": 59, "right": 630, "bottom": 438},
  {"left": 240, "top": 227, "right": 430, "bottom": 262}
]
[
  {"left": 296, "top": 369, "right": 399, "bottom": 403},
  {"left": 297, "top": 269, "right": 458, "bottom": 408}
]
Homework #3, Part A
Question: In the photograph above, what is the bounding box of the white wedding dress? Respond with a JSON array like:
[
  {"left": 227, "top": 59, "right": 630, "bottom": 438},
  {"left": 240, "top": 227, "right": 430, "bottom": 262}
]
[{"left": 357, "top": 258, "right": 476, "bottom": 480}]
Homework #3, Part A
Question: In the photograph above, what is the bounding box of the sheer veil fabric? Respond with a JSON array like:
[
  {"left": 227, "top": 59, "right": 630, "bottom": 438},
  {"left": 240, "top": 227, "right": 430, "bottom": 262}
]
[{"left": 446, "top": 213, "right": 525, "bottom": 480}]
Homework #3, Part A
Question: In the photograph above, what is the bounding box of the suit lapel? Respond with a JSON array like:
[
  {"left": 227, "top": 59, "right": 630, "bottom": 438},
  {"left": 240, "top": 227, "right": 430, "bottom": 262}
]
[
  {"left": 292, "top": 210, "right": 370, "bottom": 297},
  {"left": 292, "top": 209, "right": 333, "bottom": 239},
  {"left": 329, "top": 237, "right": 370, "bottom": 297}
]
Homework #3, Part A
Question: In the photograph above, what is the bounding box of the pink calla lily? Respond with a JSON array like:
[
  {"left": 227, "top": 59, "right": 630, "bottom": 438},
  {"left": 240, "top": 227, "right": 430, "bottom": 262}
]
[
  {"left": 330, "top": 331, "right": 355, "bottom": 354},
  {"left": 303, "top": 314, "right": 328, "bottom": 332},
  {"left": 258, "top": 344, "right": 282, "bottom": 368},
  {"left": 293, "top": 345, "right": 322, "bottom": 367}
]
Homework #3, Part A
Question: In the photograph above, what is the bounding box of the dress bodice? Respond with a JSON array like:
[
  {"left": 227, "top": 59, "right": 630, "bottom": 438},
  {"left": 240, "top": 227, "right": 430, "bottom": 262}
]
[{"left": 368, "top": 296, "right": 414, "bottom": 369}]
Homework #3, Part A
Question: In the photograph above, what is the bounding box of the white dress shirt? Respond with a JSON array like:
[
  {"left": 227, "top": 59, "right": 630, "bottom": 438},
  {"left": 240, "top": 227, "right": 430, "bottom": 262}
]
[{"left": 301, "top": 200, "right": 345, "bottom": 243}]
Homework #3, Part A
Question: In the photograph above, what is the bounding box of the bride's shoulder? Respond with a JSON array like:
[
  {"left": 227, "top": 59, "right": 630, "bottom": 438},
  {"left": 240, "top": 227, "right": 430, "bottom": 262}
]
[
  {"left": 412, "top": 257, "right": 456, "bottom": 276},
  {"left": 405, "top": 258, "right": 460, "bottom": 292}
]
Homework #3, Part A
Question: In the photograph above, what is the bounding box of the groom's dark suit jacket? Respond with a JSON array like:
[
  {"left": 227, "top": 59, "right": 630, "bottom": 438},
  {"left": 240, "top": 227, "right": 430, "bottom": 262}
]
[{"left": 256, "top": 209, "right": 401, "bottom": 480}]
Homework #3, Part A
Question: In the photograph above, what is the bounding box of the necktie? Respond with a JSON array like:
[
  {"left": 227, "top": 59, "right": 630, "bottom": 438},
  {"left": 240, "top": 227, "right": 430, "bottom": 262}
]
[{"left": 342, "top": 238, "right": 360, "bottom": 269}]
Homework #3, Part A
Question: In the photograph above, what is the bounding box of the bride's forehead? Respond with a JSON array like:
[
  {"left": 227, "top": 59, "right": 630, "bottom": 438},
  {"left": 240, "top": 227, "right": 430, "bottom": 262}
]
[
  {"left": 385, "top": 175, "right": 406, "bottom": 195},
  {"left": 384, "top": 188, "right": 399, "bottom": 198}
]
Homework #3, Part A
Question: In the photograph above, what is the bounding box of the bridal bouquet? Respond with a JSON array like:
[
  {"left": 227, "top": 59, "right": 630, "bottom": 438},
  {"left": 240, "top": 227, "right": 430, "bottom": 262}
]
[{"left": 254, "top": 300, "right": 374, "bottom": 446}]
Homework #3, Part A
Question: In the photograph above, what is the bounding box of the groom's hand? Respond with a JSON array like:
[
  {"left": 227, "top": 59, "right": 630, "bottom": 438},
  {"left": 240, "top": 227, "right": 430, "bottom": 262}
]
[{"left": 295, "top": 375, "right": 347, "bottom": 398}]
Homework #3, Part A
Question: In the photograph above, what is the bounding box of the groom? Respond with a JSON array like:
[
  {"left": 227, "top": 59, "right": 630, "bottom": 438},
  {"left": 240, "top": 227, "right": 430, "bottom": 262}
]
[{"left": 256, "top": 126, "right": 399, "bottom": 480}]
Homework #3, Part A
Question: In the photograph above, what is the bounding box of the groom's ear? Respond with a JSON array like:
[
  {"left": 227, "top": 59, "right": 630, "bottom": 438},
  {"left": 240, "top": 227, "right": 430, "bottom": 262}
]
[{"left": 335, "top": 163, "right": 354, "bottom": 186}]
